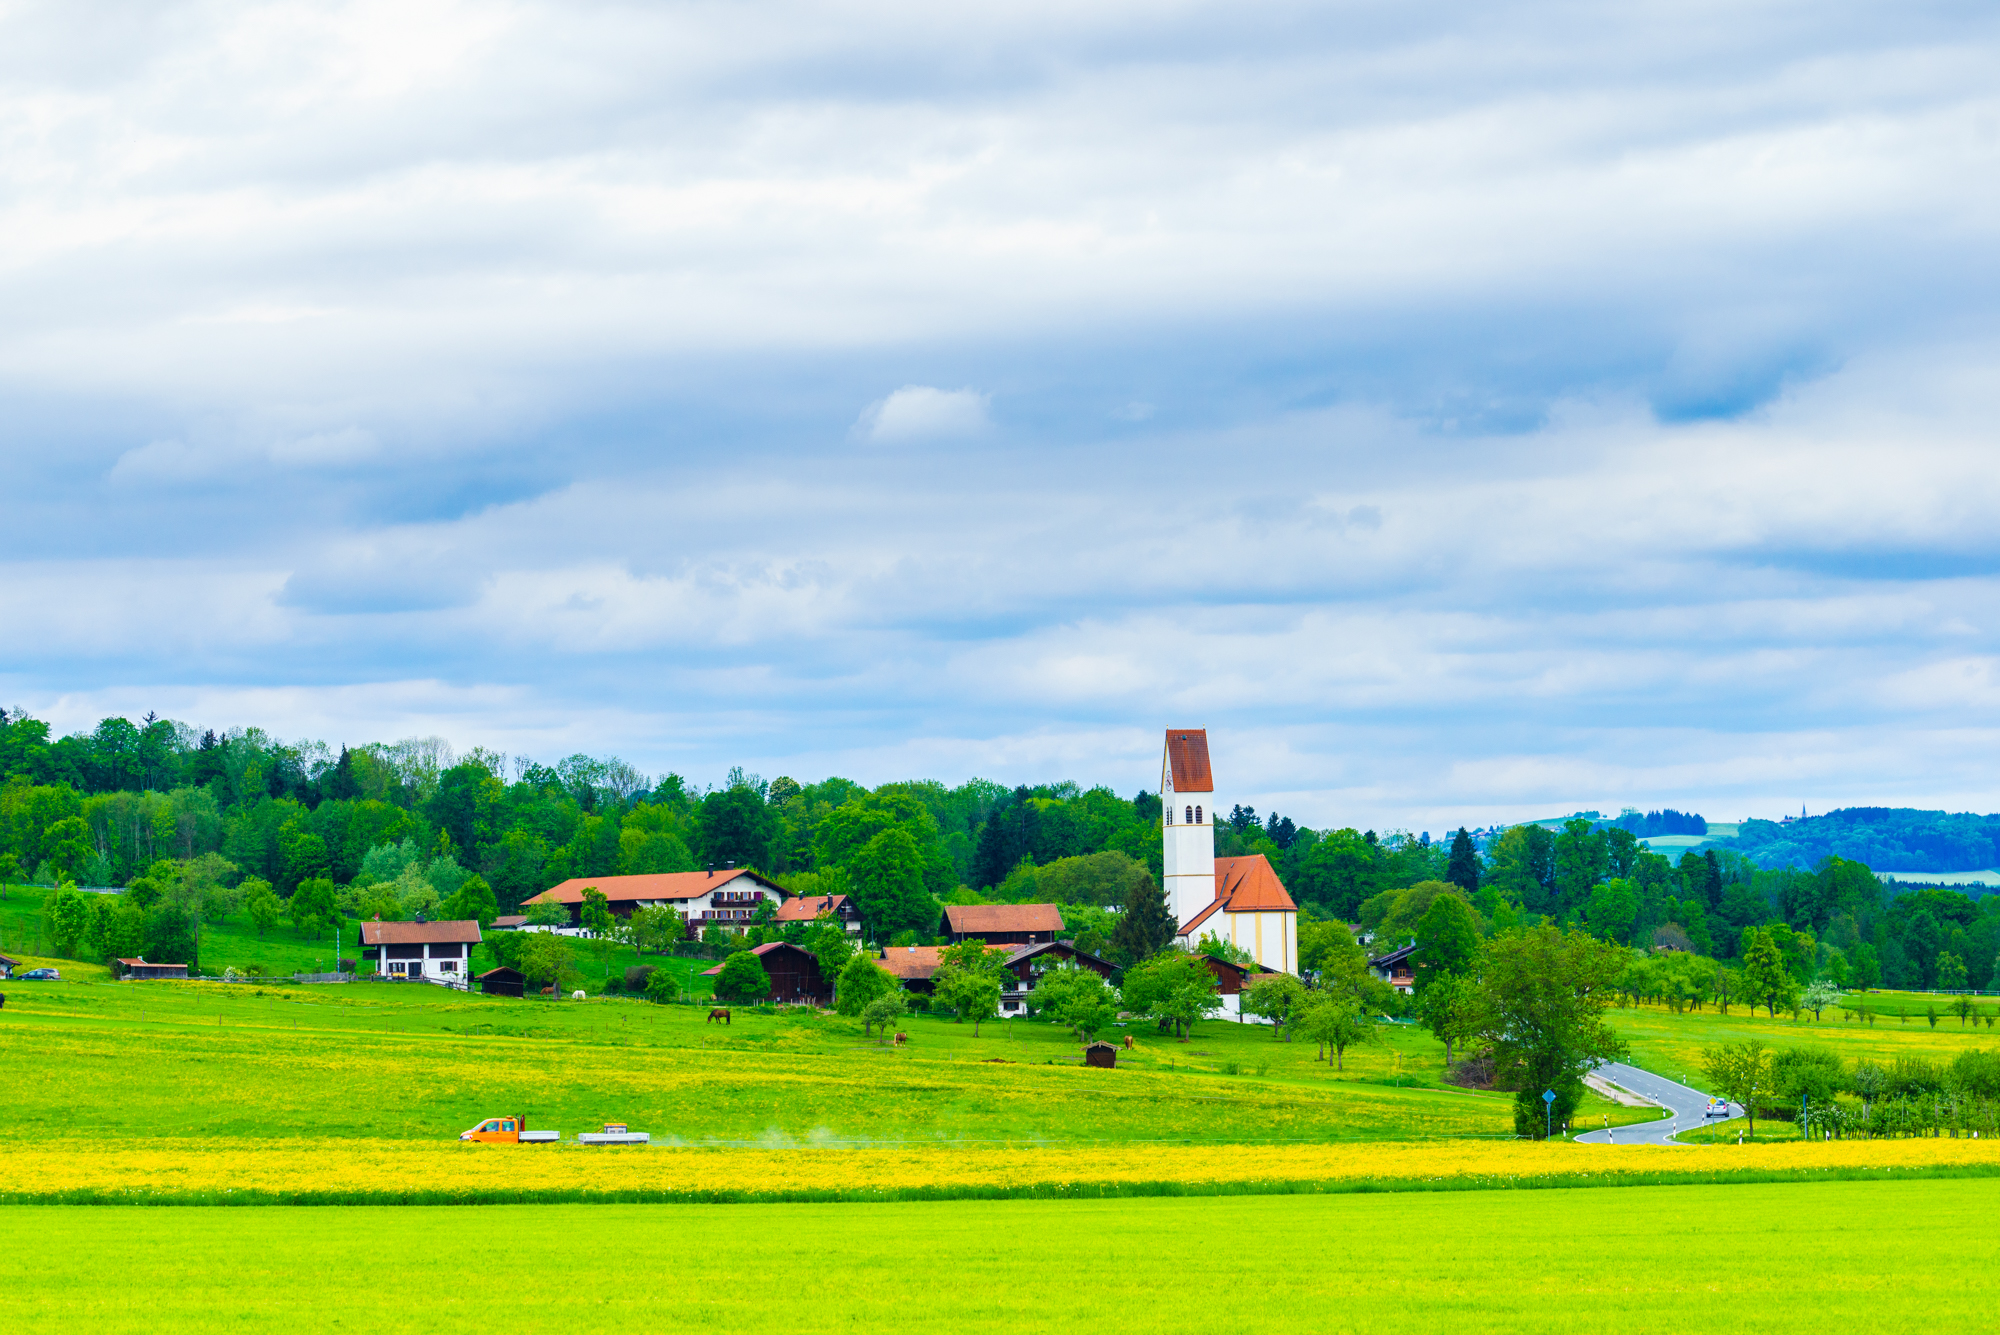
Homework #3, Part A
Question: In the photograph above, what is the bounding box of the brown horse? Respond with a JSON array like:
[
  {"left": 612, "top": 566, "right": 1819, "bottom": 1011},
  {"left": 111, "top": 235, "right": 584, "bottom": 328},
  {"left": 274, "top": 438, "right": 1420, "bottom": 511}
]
[
  {"left": 1122, "top": 1034, "right": 1134, "bottom": 1050},
  {"left": 707, "top": 1007, "right": 731, "bottom": 1025},
  {"left": 893, "top": 1032, "right": 908, "bottom": 1045}
]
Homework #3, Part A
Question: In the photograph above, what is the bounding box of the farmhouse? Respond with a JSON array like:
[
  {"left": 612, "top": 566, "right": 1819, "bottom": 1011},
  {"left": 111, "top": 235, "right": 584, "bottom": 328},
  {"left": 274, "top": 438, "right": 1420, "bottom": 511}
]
[
  {"left": 877, "top": 940, "right": 1113, "bottom": 1014},
  {"left": 700, "top": 941, "right": 830, "bottom": 1005},
  {"left": 942, "top": 903, "right": 1064, "bottom": 946},
  {"left": 523, "top": 868, "right": 787, "bottom": 933},
  {"left": 1163, "top": 729, "right": 1298, "bottom": 974},
  {"left": 878, "top": 944, "right": 945, "bottom": 994},
  {"left": 774, "top": 893, "right": 862, "bottom": 936},
  {"left": 1199, "top": 953, "right": 1285, "bottom": 1021},
  {"left": 115, "top": 958, "right": 190, "bottom": 980},
  {"left": 359, "top": 919, "right": 482, "bottom": 983},
  {"left": 1367, "top": 943, "right": 1418, "bottom": 994},
  {"left": 0, "top": 953, "right": 17, "bottom": 979}
]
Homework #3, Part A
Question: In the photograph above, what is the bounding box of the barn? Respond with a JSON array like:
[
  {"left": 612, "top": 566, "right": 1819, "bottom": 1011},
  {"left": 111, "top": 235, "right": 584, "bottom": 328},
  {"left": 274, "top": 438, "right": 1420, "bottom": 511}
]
[
  {"left": 477, "top": 966, "right": 526, "bottom": 997},
  {"left": 116, "top": 958, "right": 190, "bottom": 980},
  {"left": 700, "top": 941, "right": 829, "bottom": 1006}
]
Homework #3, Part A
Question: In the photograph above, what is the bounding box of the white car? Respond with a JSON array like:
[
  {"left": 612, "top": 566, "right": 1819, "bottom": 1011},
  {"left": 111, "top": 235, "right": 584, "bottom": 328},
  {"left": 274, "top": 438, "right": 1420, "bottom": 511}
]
[{"left": 1704, "top": 1098, "right": 1730, "bottom": 1118}]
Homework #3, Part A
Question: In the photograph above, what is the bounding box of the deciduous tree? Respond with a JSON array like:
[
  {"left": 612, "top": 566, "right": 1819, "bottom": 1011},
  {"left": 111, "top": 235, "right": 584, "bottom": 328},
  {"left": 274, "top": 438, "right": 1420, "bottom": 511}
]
[{"left": 1477, "top": 923, "right": 1628, "bottom": 1138}]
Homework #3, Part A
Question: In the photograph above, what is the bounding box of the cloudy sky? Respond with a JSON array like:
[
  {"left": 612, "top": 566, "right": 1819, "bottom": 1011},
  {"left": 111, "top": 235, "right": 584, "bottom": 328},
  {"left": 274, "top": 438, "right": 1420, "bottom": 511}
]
[{"left": 3, "top": 0, "right": 1999, "bottom": 832}]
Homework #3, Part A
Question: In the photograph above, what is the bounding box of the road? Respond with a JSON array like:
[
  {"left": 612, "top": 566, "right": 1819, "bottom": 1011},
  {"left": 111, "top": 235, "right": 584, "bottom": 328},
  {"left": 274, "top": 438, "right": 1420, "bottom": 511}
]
[{"left": 1571, "top": 1062, "right": 1742, "bottom": 1145}]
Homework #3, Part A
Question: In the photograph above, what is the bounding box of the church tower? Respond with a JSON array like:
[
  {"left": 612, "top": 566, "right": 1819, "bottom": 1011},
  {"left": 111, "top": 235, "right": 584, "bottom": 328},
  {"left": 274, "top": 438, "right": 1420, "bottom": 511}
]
[{"left": 1161, "top": 729, "right": 1216, "bottom": 929}]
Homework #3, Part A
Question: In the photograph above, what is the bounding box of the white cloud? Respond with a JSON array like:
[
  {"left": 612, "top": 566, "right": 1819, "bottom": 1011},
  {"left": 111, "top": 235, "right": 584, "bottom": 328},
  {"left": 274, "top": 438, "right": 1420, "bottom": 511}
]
[{"left": 853, "top": 386, "right": 992, "bottom": 444}]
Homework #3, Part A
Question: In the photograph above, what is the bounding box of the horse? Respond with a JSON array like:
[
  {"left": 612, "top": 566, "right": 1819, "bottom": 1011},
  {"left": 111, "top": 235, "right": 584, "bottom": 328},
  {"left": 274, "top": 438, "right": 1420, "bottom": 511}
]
[
  {"left": 893, "top": 1032, "right": 908, "bottom": 1045},
  {"left": 707, "top": 1007, "right": 731, "bottom": 1025}
]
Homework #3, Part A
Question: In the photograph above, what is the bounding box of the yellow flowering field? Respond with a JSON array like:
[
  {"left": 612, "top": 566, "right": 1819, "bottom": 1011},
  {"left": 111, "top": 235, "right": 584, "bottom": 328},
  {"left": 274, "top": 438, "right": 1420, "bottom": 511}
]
[{"left": 10, "top": 1135, "right": 2000, "bottom": 1205}]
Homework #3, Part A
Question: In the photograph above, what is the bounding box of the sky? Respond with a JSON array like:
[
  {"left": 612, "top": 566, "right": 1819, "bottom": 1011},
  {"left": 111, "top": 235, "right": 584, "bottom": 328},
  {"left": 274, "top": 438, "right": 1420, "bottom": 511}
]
[{"left": 3, "top": 0, "right": 2000, "bottom": 833}]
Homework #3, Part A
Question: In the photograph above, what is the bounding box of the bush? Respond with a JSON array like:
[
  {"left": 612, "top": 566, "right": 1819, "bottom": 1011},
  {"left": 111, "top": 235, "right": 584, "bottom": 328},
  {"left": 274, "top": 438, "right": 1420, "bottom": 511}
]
[
  {"left": 713, "top": 951, "right": 772, "bottom": 1004},
  {"left": 625, "top": 965, "right": 657, "bottom": 993}
]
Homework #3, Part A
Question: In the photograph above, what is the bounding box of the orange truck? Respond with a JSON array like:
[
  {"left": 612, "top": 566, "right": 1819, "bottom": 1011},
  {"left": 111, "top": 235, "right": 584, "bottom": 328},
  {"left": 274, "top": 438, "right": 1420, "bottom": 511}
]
[{"left": 460, "top": 1116, "right": 559, "bottom": 1144}]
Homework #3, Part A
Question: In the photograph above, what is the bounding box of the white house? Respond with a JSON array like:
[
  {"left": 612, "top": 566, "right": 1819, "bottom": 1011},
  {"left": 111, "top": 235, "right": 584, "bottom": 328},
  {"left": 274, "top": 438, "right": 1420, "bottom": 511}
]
[
  {"left": 359, "top": 919, "right": 482, "bottom": 983},
  {"left": 1163, "top": 729, "right": 1299, "bottom": 976},
  {"left": 523, "top": 868, "right": 789, "bottom": 935},
  {"left": 773, "top": 892, "right": 863, "bottom": 936}
]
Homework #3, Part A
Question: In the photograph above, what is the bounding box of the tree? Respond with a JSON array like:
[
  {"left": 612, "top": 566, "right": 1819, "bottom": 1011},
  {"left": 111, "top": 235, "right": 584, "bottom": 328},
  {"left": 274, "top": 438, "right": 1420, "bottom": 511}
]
[
  {"left": 1477, "top": 923, "right": 1629, "bottom": 1138},
  {"left": 1242, "top": 973, "right": 1306, "bottom": 1039},
  {"left": 1297, "top": 993, "right": 1374, "bottom": 1070},
  {"left": 289, "top": 877, "right": 339, "bottom": 936},
  {"left": 438, "top": 874, "right": 500, "bottom": 927},
  {"left": 837, "top": 954, "right": 896, "bottom": 1016},
  {"left": 41, "top": 816, "right": 93, "bottom": 882},
  {"left": 143, "top": 900, "right": 199, "bottom": 973},
  {"left": 1938, "top": 951, "right": 1969, "bottom": 991},
  {"left": 1416, "top": 971, "right": 1480, "bottom": 1066},
  {"left": 1446, "top": 828, "right": 1481, "bottom": 896},
  {"left": 644, "top": 965, "right": 679, "bottom": 1004},
  {"left": 934, "top": 940, "right": 1009, "bottom": 1034},
  {"left": 42, "top": 881, "right": 89, "bottom": 957},
  {"left": 848, "top": 827, "right": 939, "bottom": 940},
  {"left": 1802, "top": 978, "right": 1841, "bottom": 1021},
  {"left": 243, "top": 878, "right": 282, "bottom": 938},
  {"left": 1703, "top": 1039, "right": 1773, "bottom": 1138},
  {"left": 714, "top": 950, "right": 773, "bottom": 1004},
  {"left": 628, "top": 904, "right": 684, "bottom": 955},
  {"left": 863, "top": 988, "right": 908, "bottom": 1038},
  {"left": 1739, "top": 928, "right": 1799, "bottom": 1018},
  {"left": 525, "top": 899, "right": 571, "bottom": 927},
  {"left": 1109, "top": 875, "right": 1175, "bottom": 964},
  {"left": 1850, "top": 943, "right": 1881, "bottom": 991},
  {"left": 518, "top": 930, "right": 579, "bottom": 998},
  {"left": 1413, "top": 892, "right": 1480, "bottom": 990},
  {"left": 808, "top": 924, "right": 855, "bottom": 1004},
  {"left": 1553, "top": 817, "right": 1607, "bottom": 918}
]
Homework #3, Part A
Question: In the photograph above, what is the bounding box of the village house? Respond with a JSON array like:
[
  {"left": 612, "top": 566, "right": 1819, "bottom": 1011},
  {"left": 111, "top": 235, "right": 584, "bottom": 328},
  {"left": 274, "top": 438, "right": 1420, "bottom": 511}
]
[
  {"left": 701, "top": 941, "right": 830, "bottom": 1005},
  {"left": 1367, "top": 943, "right": 1418, "bottom": 994},
  {"left": 359, "top": 919, "right": 482, "bottom": 983},
  {"left": 523, "top": 868, "right": 787, "bottom": 934},
  {"left": 774, "top": 892, "right": 863, "bottom": 936},
  {"left": 1198, "top": 954, "right": 1285, "bottom": 1021},
  {"left": 0, "top": 953, "right": 17, "bottom": 979},
  {"left": 876, "top": 939, "right": 1114, "bottom": 1016},
  {"left": 941, "top": 903, "right": 1064, "bottom": 946}
]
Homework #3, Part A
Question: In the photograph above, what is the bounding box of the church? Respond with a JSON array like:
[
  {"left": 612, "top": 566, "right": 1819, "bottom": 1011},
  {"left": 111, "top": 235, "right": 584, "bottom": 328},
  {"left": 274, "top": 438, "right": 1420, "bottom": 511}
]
[{"left": 1162, "top": 729, "right": 1299, "bottom": 976}]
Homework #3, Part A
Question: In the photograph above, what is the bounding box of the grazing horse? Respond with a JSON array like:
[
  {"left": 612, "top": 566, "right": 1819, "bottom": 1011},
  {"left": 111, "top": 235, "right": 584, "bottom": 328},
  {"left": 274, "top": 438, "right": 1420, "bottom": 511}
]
[
  {"left": 893, "top": 1032, "right": 908, "bottom": 1045},
  {"left": 707, "top": 1007, "right": 731, "bottom": 1025},
  {"left": 1122, "top": 1034, "right": 1133, "bottom": 1050}
]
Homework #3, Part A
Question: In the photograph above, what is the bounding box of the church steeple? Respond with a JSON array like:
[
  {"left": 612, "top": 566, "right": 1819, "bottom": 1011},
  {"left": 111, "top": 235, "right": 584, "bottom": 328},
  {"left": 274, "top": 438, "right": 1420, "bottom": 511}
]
[{"left": 1161, "top": 729, "right": 1215, "bottom": 930}]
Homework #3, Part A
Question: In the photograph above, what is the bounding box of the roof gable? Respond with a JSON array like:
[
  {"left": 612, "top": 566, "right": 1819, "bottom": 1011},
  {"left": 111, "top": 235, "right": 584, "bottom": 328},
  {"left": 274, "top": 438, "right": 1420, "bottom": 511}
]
[
  {"left": 526, "top": 869, "right": 779, "bottom": 904},
  {"left": 774, "top": 893, "right": 849, "bottom": 922},
  {"left": 1162, "top": 729, "right": 1214, "bottom": 793},
  {"left": 360, "top": 919, "right": 484, "bottom": 945},
  {"left": 943, "top": 903, "right": 1064, "bottom": 935}
]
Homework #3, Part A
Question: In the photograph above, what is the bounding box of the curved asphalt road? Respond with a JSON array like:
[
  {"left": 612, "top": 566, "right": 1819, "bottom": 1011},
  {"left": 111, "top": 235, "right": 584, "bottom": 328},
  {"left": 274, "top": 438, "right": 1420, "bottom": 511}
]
[{"left": 1571, "top": 1062, "right": 1742, "bottom": 1145}]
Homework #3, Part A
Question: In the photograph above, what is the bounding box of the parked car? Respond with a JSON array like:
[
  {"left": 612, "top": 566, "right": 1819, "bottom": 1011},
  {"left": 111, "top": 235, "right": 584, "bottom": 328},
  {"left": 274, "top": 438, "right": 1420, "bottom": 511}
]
[
  {"left": 1704, "top": 1098, "right": 1729, "bottom": 1118},
  {"left": 17, "top": 968, "right": 60, "bottom": 981}
]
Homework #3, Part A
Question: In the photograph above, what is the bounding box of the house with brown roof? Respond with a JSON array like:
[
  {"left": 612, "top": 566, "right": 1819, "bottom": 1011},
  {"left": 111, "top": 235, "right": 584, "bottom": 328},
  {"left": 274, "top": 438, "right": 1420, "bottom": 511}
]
[
  {"left": 522, "top": 868, "right": 787, "bottom": 934},
  {"left": 773, "top": 893, "right": 862, "bottom": 936},
  {"left": 1161, "top": 729, "right": 1298, "bottom": 976},
  {"left": 876, "top": 939, "right": 1114, "bottom": 1015},
  {"left": 115, "top": 957, "right": 189, "bottom": 980},
  {"left": 941, "top": 903, "right": 1064, "bottom": 946},
  {"left": 358, "top": 919, "right": 483, "bottom": 984},
  {"left": 0, "top": 952, "right": 18, "bottom": 980},
  {"left": 878, "top": 944, "right": 946, "bottom": 994}
]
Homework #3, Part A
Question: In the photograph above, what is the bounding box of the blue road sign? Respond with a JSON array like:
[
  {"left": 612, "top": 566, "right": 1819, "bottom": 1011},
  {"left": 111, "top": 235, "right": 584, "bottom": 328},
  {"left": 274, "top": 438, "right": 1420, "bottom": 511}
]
[{"left": 1542, "top": 1089, "right": 1556, "bottom": 1104}]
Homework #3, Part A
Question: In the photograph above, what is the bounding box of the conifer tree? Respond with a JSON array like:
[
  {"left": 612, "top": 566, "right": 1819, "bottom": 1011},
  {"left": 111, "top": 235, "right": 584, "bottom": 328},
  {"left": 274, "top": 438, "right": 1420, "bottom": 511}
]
[
  {"left": 1111, "top": 876, "right": 1174, "bottom": 964},
  {"left": 1446, "top": 827, "right": 1480, "bottom": 895}
]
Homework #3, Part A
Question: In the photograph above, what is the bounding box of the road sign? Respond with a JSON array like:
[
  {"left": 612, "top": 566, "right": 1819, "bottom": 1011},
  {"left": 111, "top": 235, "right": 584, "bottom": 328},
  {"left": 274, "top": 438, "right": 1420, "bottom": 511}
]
[{"left": 1542, "top": 1089, "right": 1556, "bottom": 1104}]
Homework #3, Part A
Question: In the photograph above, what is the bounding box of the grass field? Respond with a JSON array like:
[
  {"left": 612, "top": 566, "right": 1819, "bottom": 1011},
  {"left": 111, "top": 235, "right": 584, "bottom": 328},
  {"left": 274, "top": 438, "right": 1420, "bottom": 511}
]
[
  {"left": 1607, "top": 995, "right": 2000, "bottom": 1082},
  {"left": 9, "top": 1180, "right": 2000, "bottom": 1331},
  {"left": 2, "top": 972, "right": 1627, "bottom": 1147}
]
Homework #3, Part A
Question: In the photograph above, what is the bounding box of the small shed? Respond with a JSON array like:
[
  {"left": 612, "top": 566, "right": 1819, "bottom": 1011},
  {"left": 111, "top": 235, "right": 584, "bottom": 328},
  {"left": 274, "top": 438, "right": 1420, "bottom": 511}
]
[
  {"left": 117, "top": 958, "right": 190, "bottom": 980},
  {"left": 0, "top": 953, "right": 18, "bottom": 980},
  {"left": 1084, "top": 1041, "right": 1117, "bottom": 1069},
  {"left": 478, "top": 966, "right": 526, "bottom": 997}
]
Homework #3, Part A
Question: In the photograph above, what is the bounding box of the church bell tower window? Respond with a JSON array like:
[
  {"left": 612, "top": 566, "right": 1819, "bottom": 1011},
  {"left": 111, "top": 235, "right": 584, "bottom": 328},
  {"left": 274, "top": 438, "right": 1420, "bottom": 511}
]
[
  {"left": 1185, "top": 805, "right": 1194, "bottom": 824},
  {"left": 1195, "top": 805, "right": 1203, "bottom": 824}
]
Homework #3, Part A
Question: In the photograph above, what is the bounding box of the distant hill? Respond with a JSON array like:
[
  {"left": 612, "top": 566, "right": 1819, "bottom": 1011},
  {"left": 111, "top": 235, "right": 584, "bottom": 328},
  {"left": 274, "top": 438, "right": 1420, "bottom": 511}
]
[{"left": 1725, "top": 807, "right": 2000, "bottom": 873}]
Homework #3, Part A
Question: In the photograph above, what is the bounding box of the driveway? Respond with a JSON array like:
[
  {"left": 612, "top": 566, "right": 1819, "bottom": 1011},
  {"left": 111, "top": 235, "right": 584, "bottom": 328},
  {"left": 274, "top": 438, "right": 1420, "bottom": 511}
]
[{"left": 1570, "top": 1061, "right": 1742, "bottom": 1145}]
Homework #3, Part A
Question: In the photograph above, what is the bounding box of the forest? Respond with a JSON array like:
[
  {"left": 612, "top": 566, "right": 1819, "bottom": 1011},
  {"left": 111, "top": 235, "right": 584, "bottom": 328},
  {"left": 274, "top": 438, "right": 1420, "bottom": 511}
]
[
  {"left": 1727, "top": 807, "right": 2000, "bottom": 873},
  {"left": 1, "top": 709, "right": 1995, "bottom": 993}
]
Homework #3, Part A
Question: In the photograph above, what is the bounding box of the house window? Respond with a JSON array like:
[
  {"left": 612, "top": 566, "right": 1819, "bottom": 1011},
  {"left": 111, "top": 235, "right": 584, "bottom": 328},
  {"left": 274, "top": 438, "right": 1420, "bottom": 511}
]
[{"left": 440, "top": 960, "right": 456, "bottom": 972}]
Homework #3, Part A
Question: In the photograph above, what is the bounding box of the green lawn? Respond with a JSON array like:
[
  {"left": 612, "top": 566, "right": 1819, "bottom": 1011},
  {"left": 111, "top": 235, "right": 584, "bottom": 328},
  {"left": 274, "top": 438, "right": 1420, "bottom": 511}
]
[{"left": 7, "top": 1180, "right": 1997, "bottom": 1331}]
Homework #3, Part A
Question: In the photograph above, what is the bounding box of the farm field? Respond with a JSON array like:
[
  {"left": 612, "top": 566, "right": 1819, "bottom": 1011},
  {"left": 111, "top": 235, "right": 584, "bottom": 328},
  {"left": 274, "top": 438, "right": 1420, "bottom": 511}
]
[
  {"left": 1607, "top": 995, "right": 2000, "bottom": 1082},
  {"left": 9, "top": 1179, "right": 2000, "bottom": 1332},
  {"left": 0, "top": 973, "right": 1646, "bottom": 1147}
]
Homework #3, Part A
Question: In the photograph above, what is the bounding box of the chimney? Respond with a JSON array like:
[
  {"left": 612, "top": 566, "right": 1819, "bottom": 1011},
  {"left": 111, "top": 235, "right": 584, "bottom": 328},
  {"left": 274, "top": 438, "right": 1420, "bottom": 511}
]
[{"left": 706, "top": 864, "right": 714, "bottom": 878}]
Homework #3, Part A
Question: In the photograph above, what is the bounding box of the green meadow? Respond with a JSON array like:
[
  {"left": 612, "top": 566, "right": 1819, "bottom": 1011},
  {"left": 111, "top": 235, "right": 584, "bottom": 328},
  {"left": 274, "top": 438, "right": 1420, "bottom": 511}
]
[
  {"left": 0, "top": 971, "right": 1649, "bottom": 1146},
  {"left": 8, "top": 1180, "right": 1998, "bottom": 1332},
  {"left": 1607, "top": 993, "right": 2000, "bottom": 1082}
]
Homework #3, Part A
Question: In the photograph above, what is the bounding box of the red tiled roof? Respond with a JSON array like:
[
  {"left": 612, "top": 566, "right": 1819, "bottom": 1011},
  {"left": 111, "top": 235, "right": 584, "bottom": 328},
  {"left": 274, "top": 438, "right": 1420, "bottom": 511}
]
[
  {"left": 877, "top": 945, "right": 945, "bottom": 981},
  {"left": 116, "top": 957, "right": 187, "bottom": 970},
  {"left": 1176, "top": 854, "right": 1296, "bottom": 936},
  {"left": 1163, "top": 729, "right": 1213, "bottom": 793},
  {"left": 492, "top": 915, "right": 528, "bottom": 927},
  {"left": 774, "top": 893, "right": 849, "bottom": 922},
  {"left": 359, "top": 919, "right": 483, "bottom": 946},
  {"left": 943, "top": 903, "right": 1064, "bottom": 936},
  {"left": 525, "top": 869, "right": 777, "bottom": 905}
]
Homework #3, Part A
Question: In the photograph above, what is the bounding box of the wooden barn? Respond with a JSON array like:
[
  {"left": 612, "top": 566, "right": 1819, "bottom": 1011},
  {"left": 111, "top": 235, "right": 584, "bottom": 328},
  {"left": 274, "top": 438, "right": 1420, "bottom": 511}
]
[
  {"left": 477, "top": 966, "right": 525, "bottom": 997},
  {"left": 1084, "top": 1041, "right": 1118, "bottom": 1069},
  {"left": 941, "top": 903, "right": 1064, "bottom": 946},
  {"left": 700, "top": 941, "right": 829, "bottom": 1006},
  {"left": 116, "top": 958, "right": 190, "bottom": 980}
]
